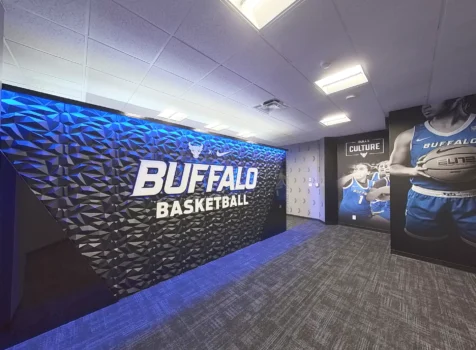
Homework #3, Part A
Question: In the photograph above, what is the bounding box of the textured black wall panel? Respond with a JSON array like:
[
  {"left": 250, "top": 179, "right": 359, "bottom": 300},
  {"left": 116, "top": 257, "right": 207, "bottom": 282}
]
[{"left": 0, "top": 89, "right": 286, "bottom": 298}]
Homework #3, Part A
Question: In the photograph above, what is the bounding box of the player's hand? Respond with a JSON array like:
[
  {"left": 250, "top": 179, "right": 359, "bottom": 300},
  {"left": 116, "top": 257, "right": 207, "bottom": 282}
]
[
  {"left": 414, "top": 166, "right": 431, "bottom": 178},
  {"left": 413, "top": 156, "right": 431, "bottom": 177},
  {"left": 416, "top": 155, "right": 426, "bottom": 167}
]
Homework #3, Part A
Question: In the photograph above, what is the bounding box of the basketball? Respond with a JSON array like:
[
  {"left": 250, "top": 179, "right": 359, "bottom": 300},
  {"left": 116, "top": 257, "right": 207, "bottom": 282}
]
[{"left": 422, "top": 145, "right": 476, "bottom": 183}]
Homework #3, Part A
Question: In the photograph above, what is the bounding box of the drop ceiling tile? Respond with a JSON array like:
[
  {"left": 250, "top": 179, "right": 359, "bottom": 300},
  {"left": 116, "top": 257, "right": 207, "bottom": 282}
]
[
  {"left": 328, "top": 85, "right": 385, "bottom": 130},
  {"left": 142, "top": 66, "right": 194, "bottom": 96},
  {"left": 22, "top": 68, "right": 83, "bottom": 93},
  {"left": 317, "top": 122, "right": 363, "bottom": 138},
  {"left": 4, "top": 0, "right": 88, "bottom": 33},
  {"left": 256, "top": 61, "right": 323, "bottom": 107},
  {"left": 129, "top": 85, "right": 183, "bottom": 112},
  {"left": 175, "top": 0, "right": 257, "bottom": 63},
  {"left": 7, "top": 40, "right": 84, "bottom": 84},
  {"left": 197, "top": 66, "right": 250, "bottom": 96},
  {"left": 87, "top": 39, "right": 149, "bottom": 83},
  {"left": 86, "top": 93, "right": 127, "bottom": 112},
  {"left": 3, "top": 63, "right": 83, "bottom": 100},
  {"left": 262, "top": 0, "right": 357, "bottom": 82},
  {"left": 154, "top": 37, "right": 218, "bottom": 83},
  {"left": 113, "top": 0, "right": 195, "bottom": 34},
  {"left": 294, "top": 98, "right": 339, "bottom": 122},
  {"left": 381, "top": 81, "right": 430, "bottom": 113},
  {"left": 122, "top": 103, "right": 160, "bottom": 120},
  {"left": 269, "top": 108, "right": 316, "bottom": 130},
  {"left": 333, "top": 0, "right": 441, "bottom": 113},
  {"left": 209, "top": 95, "right": 250, "bottom": 117},
  {"left": 229, "top": 84, "right": 274, "bottom": 107},
  {"left": 3, "top": 63, "right": 26, "bottom": 85},
  {"left": 369, "top": 61, "right": 432, "bottom": 112},
  {"left": 256, "top": 113, "right": 304, "bottom": 135},
  {"left": 224, "top": 36, "right": 288, "bottom": 85},
  {"left": 89, "top": 0, "right": 169, "bottom": 63},
  {"left": 87, "top": 68, "right": 138, "bottom": 103},
  {"left": 3, "top": 42, "right": 16, "bottom": 65},
  {"left": 428, "top": 0, "right": 476, "bottom": 103},
  {"left": 429, "top": 53, "right": 476, "bottom": 103},
  {"left": 181, "top": 85, "right": 225, "bottom": 108},
  {"left": 172, "top": 118, "right": 205, "bottom": 130},
  {"left": 4, "top": 4, "right": 85, "bottom": 64},
  {"left": 129, "top": 86, "right": 233, "bottom": 129}
]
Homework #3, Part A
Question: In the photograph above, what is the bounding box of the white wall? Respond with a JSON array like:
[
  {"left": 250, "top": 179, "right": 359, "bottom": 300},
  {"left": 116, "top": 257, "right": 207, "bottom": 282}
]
[{"left": 286, "top": 140, "right": 325, "bottom": 221}]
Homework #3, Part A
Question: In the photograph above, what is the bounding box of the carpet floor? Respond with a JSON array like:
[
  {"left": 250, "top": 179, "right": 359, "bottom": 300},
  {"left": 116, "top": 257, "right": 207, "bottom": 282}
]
[{"left": 10, "top": 218, "right": 476, "bottom": 350}]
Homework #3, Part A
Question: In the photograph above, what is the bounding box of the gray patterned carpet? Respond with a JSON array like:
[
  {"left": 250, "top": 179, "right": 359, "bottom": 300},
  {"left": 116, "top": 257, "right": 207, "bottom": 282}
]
[
  {"left": 120, "top": 218, "right": 476, "bottom": 350},
  {"left": 13, "top": 217, "right": 476, "bottom": 349}
]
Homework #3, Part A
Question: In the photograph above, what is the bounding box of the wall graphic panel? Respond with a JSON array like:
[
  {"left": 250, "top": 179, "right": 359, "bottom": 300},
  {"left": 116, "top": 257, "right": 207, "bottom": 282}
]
[
  {"left": 285, "top": 141, "right": 325, "bottom": 221},
  {"left": 337, "top": 131, "right": 390, "bottom": 232},
  {"left": 389, "top": 94, "right": 476, "bottom": 268},
  {"left": 0, "top": 89, "right": 286, "bottom": 298}
]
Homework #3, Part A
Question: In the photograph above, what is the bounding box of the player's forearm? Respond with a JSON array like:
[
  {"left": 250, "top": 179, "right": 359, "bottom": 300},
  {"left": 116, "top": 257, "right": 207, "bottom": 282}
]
[
  {"left": 366, "top": 190, "right": 380, "bottom": 201},
  {"left": 390, "top": 164, "right": 416, "bottom": 177},
  {"left": 380, "top": 186, "right": 390, "bottom": 195}
]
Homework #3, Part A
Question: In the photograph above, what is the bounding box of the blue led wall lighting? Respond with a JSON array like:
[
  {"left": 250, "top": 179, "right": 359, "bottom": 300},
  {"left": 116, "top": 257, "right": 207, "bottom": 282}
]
[{"left": 0, "top": 88, "right": 286, "bottom": 298}]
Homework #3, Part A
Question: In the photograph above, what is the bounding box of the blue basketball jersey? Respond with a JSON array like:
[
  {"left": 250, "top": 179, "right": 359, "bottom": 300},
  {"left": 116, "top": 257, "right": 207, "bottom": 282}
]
[
  {"left": 340, "top": 178, "right": 371, "bottom": 216},
  {"left": 380, "top": 178, "right": 390, "bottom": 219},
  {"left": 371, "top": 172, "right": 381, "bottom": 182},
  {"left": 411, "top": 114, "right": 476, "bottom": 190},
  {"left": 370, "top": 177, "right": 390, "bottom": 214}
]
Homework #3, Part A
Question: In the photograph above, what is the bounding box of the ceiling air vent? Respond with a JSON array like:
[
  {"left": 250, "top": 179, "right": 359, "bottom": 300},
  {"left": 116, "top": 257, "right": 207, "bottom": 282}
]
[{"left": 254, "top": 99, "right": 288, "bottom": 113}]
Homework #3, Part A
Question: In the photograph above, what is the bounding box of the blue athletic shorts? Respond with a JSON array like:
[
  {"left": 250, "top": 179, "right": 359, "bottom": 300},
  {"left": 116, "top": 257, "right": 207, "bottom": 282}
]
[{"left": 405, "top": 189, "right": 476, "bottom": 246}]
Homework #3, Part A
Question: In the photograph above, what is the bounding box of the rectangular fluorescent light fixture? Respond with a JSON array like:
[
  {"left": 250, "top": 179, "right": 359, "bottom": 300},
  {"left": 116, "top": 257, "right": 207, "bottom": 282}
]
[
  {"left": 212, "top": 124, "right": 229, "bottom": 131},
  {"left": 157, "top": 109, "right": 187, "bottom": 122},
  {"left": 315, "top": 65, "right": 368, "bottom": 95},
  {"left": 158, "top": 109, "right": 176, "bottom": 118},
  {"left": 320, "top": 113, "right": 351, "bottom": 126},
  {"left": 125, "top": 113, "right": 144, "bottom": 119},
  {"left": 169, "top": 112, "right": 187, "bottom": 121},
  {"left": 226, "top": 0, "right": 297, "bottom": 29},
  {"left": 238, "top": 131, "right": 256, "bottom": 138},
  {"left": 205, "top": 123, "right": 229, "bottom": 131}
]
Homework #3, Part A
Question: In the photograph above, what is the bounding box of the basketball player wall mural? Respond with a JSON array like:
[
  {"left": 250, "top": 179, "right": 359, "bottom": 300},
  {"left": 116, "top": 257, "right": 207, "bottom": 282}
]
[
  {"left": 389, "top": 94, "right": 476, "bottom": 268},
  {"left": 336, "top": 131, "right": 390, "bottom": 232}
]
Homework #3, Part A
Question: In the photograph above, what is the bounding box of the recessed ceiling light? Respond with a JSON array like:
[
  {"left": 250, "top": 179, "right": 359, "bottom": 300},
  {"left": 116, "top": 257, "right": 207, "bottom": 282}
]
[
  {"left": 169, "top": 112, "right": 187, "bottom": 121},
  {"left": 125, "top": 113, "right": 143, "bottom": 119},
  {"left": 205, "top": 123, "right": 229, "bottom": 131},
  {"left": 213, "top": 124, "right": 229, "bottom": 131},
  {"left": 238, "top": 131, "right": 256, "bottom": 138},
  {"left": 205, "top": 122, "right": 219, "bottom": 128},
  {"left": 346, "top": 94, "right": 356, "bottom": 100},
  {"left": 158, "top": 109, "right": 176, "bottom": 118},
  {"left": 320, "top": 113, "right": 351, "bottom": 126},
  {"left": 225, "top": 0, "right": 298, "bottom": 29},
  {"left": 315, "top": 65, "right": 368, "bottom": 95}
]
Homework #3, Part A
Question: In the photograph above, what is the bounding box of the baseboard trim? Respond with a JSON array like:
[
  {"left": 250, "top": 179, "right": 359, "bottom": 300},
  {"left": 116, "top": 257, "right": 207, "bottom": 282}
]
[
  {"left": 287, "top": 214, "right": 325, "bottom": 225},
  {"left": 391, "top": 249, "right": 476, "bottom": 274}
]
